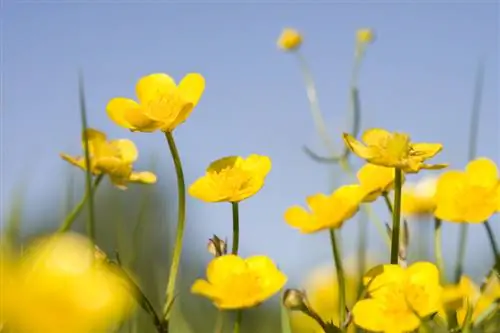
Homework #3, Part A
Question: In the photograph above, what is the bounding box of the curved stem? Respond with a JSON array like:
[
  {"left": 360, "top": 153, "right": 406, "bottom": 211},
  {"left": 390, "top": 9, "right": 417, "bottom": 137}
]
[
  {"left": 390, "top": 168, "right": 403, "bottom": 264},
  {"left": 329, "top": 228, "right": 346, "bottom": 330},
  {"left": 231, "top": 202, "right": 240, "bottom": 255},
  {"left": 58, "top": 174, "right": 104, "bottom": 233},
  {"left": 454, "top": 225, "right": 468, "bottom": 281},
  {"left": 382, "top": 192, "right": 394, "bottom": 214},
  {"left": 483, "top": 220, "right": 500, "bottom": 272},
  {"left": 163, "top": 131, "right": 187, "bottom": 324},
  {"left": 434, "top": 217, "right": 446, "bottom": 282}
]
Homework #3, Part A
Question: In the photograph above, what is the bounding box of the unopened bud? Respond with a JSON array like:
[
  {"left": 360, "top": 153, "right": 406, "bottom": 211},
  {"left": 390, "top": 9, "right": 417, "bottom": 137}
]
[
  {"left": 94, "top": 245, "right": 107, "bottom": 262},
  {"left": 283, "top": 289, "right": 309, "bottom": 312},
  {"left": 207, "top": 235, "right": 227, "bottom": 257}
]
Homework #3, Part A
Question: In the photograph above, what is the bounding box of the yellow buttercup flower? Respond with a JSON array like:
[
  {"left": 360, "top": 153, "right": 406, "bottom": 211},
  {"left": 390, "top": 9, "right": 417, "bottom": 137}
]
[
  {"left": 441, "top": 275, "right": 499, "bottom": 326},
  {"left": 3, "top": 233, "right": 135, "bottom": 333},
  {"left": 434, "top": 157, "right": 500, "bottom": 223},
  {"left": 189, "top": 154, "right": 271, "bottom": 203},
  {"left": 401, "top": 176, "right": 438, "bottom": 217},
  {"left": 356, "top": 163, "right": 401, "bottom": 202},
  {"left": 356, "top": 28, "right": 375, "bottom": 44},
  {"left": 277, "top": 28, "right": 303, "bottom": 51},
  {"left": 284, "top": 185, "right": 366, "bottom": 233},
  {"left": 343, "top": 128, "right": 447, "bottom": 173},
  {"left": 61, "top": 128, "right": 157, "bottom": 190},
  {"left": 191, "top": 254, "right": 287, "bottom": 309},
  {"left": 106, "top": 73, "right": 205, "bottom": 132},
  {"left": 353, "top": 262, "right": 442, "bottom": 333},
  {"left": 290, "top": 262, "right": 365, "bottom": 332}
]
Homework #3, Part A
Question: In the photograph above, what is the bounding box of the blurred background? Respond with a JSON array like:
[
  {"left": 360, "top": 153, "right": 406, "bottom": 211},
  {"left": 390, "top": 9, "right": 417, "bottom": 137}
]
[{"left": 1, "top": 1, "right": 499, "bottom": 332}]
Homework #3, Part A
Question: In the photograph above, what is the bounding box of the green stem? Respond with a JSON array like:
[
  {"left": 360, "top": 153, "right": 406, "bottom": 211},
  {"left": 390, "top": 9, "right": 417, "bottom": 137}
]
[
  {"left": 214, "top": 311, "right": 225, "bottom": 333},
  {"left": 233, "top": 310, "right": 242, "bottom": 333},
  {"left": 382, "top": 192, "right": 393, "bottom": 214},
  {"left": 329, "top": 228, "right": 346, "bottom": 330},
  {"left": 231, "top": 202, "right": 240, "bottom": 255},
  {"left": 390, "top": 168, "right": 403, "bottom": 264},
  {"left": 434, "top": 217, "right": 446, "bottom": 282},
  {"left": 78, "top": 74, "right": 97, "bottom": 243},
  {"left": 454, "top": 225, "right": 468, "bottom": 281},
  {"left": 58, "top": 173, "right": 104, "bottom": 233},
  {"left": 163, "top": 131, "right": 187, "bottom": 324},
  {"left": 356, "top": 212, "right": 367, "bottom": 299},
  {"left": 483, "top": 220, "right": 500, "bottom": 271}
]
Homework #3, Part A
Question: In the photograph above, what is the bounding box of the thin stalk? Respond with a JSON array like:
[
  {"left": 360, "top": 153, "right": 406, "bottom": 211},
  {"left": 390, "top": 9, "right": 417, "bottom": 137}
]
[
  {"left": 329, "top": 228, "right": 346, "bottom": 330},
  {"left": 233, "top": 310, "right": 242, "bottom": 333},
  {"left": 78, "top": 73, "right": 97, "bottom": 243},
  {"left": 58, "top": 174, "right": 104, "bottom": 232},
  {"left": 231, "top": 202, "right": 240, "bottom": 255},
  {"left": 356, "top": 211, "right": 367, "bottom": 299},
  {"left": 390, "top": 168, "right": 403, "bottom": 264},
  {"left": 163, "top": 131, "right": 187, "bottom": 324},
  {"left": 483, "top": 220, "right": 500, "bottom": 271},
  {"left": 434, "top": 218, "right": 446, "bottom": 282},
  {"left": 214, "top": 311, "right": 225, "bottom": 333},
  {"left": 382, "top": 192, "right": 393, "bottom": 214},
  {"left": 455, "top": 60, "right": 485, "bottom": 282}
]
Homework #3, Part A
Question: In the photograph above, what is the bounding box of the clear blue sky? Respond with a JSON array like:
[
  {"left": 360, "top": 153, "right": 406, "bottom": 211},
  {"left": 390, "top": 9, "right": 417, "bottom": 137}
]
[{"left": 2, "top": 1, "right": 498, "bottom": 282}]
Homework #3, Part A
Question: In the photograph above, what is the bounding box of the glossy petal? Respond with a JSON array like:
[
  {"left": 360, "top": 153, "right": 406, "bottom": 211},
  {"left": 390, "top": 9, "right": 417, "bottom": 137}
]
[
  {"left": 343, "top": 133, "right": 378, "bottom": 160},
  {"left": 207, "top": 255, "right": 246, "bottom": 285},
  {"left": 361, "top": 128, "right": 391, "bottom": 146},
  {"left": 191, "top": 279, "right": 217, "bottom": 299},
  {"left": 129, "top": 171, "right": 157, "bottom": 184},
  {"left": 106, "top": 98, "right": 139, "bottom": 130},
  {"left": 466, "top": 158, "right": 499, "bottom": 188},
  {"left": 434, "top": 171, "right": 465, "bottom": 222},
  {"left": 363, "top": 264, "right": 404, "bottom": 297},
  {"left": 136, "top": 73, "right": 177, "bottom": 105},
  {"left": 178, "top": 73, "right": 205, "bottom": 107},
  {"left": 284, "top": 206, "right": 321, "bottom": 233},
  {"left": 241, "top": 155, "right": 272, "bottom": 177},
  {"left": 352, "top": 299, "right": 387, "bottom": 332},
  {"left": 110, "top": 139, "right": 138, "bottom": 164},
  {"left": 411, "top": 143, "right": 443, "bottom": 159},
  {"left": 357, "top": 164, "right": 396, "bottom": 200}
]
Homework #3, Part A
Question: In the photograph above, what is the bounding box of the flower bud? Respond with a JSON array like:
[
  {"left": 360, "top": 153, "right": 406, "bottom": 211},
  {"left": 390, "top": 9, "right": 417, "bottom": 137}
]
[
  {"left": 207, "top": 235, "right": 227, "bottom": 257},
  {"left": 277, "top": 28, "right": 303, "bottom": 51},
  {"left": 282, "top": 289, "right": 309, "bottom": 312},
  {"left": 356, "top": 28, "right": 375, "bottom": 44}
]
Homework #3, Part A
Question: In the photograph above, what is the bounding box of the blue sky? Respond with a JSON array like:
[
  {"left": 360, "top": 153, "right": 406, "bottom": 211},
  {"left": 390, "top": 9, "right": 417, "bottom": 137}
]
[{"left": 2, "top": 1, "right": 498, "bottom": 283}]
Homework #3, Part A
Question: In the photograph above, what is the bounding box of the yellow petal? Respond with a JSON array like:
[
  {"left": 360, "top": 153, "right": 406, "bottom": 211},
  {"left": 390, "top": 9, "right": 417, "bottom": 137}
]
[
  {"left": 405, "top": 262, "right": 440, "bottom": 287},
  {"left": 352, "top": 299, "right": 387, "bottom": 332},
  {"left": 420, "top": 163, "right": 449, "bottom": 170},
  {"left": 129, "top": 171, "right": 157, "bottom": 184},
  {"left": 110, "top": 139, "right": 138, "bottom": 164},
  {"left": 178, "top": 73, "right": 205, "bottom": 107},
  {"left": 434, "top": 171, "right": 465, "bottom": 222},
  {"left": 361, "top": 128, "right": 391, "bottom": 146},
  {"left": 363, "top": 264, "right": 404, "bottom": 296},
  {"left": 206, "top": 255, "right": 246, "bottom": 285},
  {"left": 164, "top": 103, "right": 195, "bottom": 132},
  {"left": 136, "top": 73, "right": 177, "bottom": 105},
  {"left": 343, "top": 133, "right": 378, "bottom": 160},
  {"left": 284, "top": 206, "right": 321, "bottom": 233},
  {"left": 188, "top": 177, "right": 222, "bottom": 203},
  {"left": 306, "top": 193, "right": 330, "bottom": 212},
  {"left": 60, "top": 153, "right": 87, "bottom": 171},
  {"left": 123, "top": 107, "right": 163, "bottom": 132},
  {"left": 241, "top": 155, "right": 272, "bottom": 178},
  {"left": 357, "top": 164, "right": 395, "bottom": 194},
  {"left": 411, "top": 143, "right": 443, "bottom": 159},
  {"left": 466, "top": 158, "right": 499, "bottom": 188},
  {"left": 191, "top": 279, "right": 216, "bottom": 298},
  {"left": 106, "top": 98, "right": 139, "bottom": 130},
  {"left": 277, "top": 28, "right": 303, "bottom": 51},
  {"left": 207, "top": 156, "right": 240, "bottom": 173},
  {"left": 333, "top": 184, "right": 365, "bottom": 204}
]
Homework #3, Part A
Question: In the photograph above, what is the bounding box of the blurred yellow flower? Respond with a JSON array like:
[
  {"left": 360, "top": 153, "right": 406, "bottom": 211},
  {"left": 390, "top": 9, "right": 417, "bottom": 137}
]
[
  {"left": 356, "top": 28, "right": 375, "bottom": 44},
  {"left": 343, "top": 128, "right": 447, "bottom": 173},
  {"left": 434, "top": 158, "right": 500, "bottom": 223},
  {"left": 353, "top": 262, "right": 442, "bottom": 333},
  {"left": 107, "top": 73, "right": 205, "bottom": 132},
  {"left": 441, "top": 275, "right": 500, "bottom": 326},
  {"left": 189, "top": 154, "right": 271, "bottom": 203},
  {"left": 290, "top": 264, "right": 360, "bottom": 332},
  {"left": 401, "top": 176, "right": 438, "bottom": 217},
  {"left": 61, "top": 128, "right": 156, "bottom": 189},
  {"left": 277, "top": 28, "right": 303, "bottom": 51},
  {"left": 191, "top": 254, "right": 287, "bottom": 309},
  {"left": 3, "top": 233, "right": 135, "bottom": 333},
  {"left": 356, "top": 163, "right": 400, "bottom": 202},
  {"left": 284, "top": 185, "right": 365, "bottom": 233}
]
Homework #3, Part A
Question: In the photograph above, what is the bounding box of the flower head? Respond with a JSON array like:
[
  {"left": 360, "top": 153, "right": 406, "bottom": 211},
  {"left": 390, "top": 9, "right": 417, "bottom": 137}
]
[
  {"left": 401, "top": 176, "right": 439, "bottom": 217},
  {"left": 277, "top": 28, "right": 303, "bottom": 51},
  {"left": 3, "top": 233, "right": 134, "bottom": 333},
  {"left": 343, "top": 128, "right": 447, "bottom": 173},
  {"left": 189, "top": 154, "right": 271, "bottom": 203},
  {"left": 434, "top": 158, "right": 500, "bottom": 223},
  {"left": 61, "top": 129, "right": 156, "bottom": 189},
  {"left": 284, "top": 185, "right": 366, "bottom": 233},
  {"left": 106, "top": 73, "right": 205, "bottom": 133},
  {"left": 356, "top": 28, "right": 375, "bottom": 44},
  {"left": 353, "top": 262, "right": 442, "bottom": 333},
  {"left": 441, "top": 275, "right": 500, "bottom": 326},
  {"left": 356, "top": 163, "right": 401, "bottom": 202},
  {"left": 191, "top": 255, "right": 287, "bottom": 309}
]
